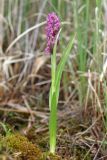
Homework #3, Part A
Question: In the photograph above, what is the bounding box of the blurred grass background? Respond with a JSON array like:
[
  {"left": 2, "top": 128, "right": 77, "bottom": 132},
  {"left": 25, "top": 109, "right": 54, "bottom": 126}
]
[{"left": 0, "top": 0, "right": 107, "bottom": 159}]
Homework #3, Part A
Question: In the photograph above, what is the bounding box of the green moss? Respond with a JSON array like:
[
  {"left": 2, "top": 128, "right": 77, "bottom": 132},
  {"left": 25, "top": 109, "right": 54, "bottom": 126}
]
[
  {"left": 0, "top": 133, "right": 43, "bottom": 160},
  {"left": 0, "top": 133, "right": 63, "bottom": 160}
]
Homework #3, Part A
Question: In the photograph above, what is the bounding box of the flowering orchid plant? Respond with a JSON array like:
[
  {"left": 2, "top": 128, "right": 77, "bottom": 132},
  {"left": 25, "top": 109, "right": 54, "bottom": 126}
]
[{"left": 45, "top": 12, "right": 75, "bottom": 154}]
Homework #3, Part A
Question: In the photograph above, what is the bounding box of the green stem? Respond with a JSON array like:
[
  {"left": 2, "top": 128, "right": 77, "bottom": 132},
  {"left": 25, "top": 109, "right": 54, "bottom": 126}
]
[{"left": 49, "top": 92, "right": 57, "bottom": 153}]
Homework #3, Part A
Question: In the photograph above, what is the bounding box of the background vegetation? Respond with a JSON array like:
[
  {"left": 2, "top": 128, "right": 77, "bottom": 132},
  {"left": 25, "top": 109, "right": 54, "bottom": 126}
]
[{"left": 0, "top": 0, "right": 107, "bottom": 159}]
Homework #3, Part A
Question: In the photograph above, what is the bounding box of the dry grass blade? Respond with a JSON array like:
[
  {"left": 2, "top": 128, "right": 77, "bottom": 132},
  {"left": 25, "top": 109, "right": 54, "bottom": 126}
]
[
  {"left": 0, "top": 103, "right": 48, "bottom": 119},
  {"left": 6, "top": 21, "right": 46, "bottom": 53}
]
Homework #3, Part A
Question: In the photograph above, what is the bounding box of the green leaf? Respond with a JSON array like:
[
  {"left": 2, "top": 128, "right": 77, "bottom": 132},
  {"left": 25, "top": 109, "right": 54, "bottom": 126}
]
[
  {"left": 49, "top": 29, "right": 62, "bottom": 110},
  {"left": 55, "top": 35, "right": 75, "bottom": 103}
]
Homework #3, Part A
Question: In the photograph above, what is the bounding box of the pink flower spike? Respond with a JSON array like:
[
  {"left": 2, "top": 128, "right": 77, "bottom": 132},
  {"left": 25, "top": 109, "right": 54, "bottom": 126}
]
[{"left": 45, "top": 12, "right": 61, "bottom": 54}]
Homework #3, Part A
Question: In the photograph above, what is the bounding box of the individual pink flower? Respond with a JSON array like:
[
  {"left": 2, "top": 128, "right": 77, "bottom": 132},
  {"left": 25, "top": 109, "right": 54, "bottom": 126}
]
[{"left": 45, "top": 12, "right": 61, "bottom": 54}]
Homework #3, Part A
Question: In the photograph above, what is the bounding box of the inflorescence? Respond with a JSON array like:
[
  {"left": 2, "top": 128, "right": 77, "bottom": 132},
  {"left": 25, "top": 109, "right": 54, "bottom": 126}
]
[{"left": 45, "top": 12, "right": 61, "bottom": 54}]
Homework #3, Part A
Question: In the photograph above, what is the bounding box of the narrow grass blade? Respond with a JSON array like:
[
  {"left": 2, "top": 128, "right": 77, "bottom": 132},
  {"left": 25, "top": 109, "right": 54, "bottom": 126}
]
[{"left": 51, "top": 0, "right": 58, "bottom": 10}]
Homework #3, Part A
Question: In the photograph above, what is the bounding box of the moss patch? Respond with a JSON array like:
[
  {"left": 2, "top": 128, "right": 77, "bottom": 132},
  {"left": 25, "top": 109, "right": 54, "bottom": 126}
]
[
  {"left": 0, "top": 133, "right": 63, "bottom": 160},
  {"left": 0, "top": 133, "right": 42, "bottom": 160}
]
